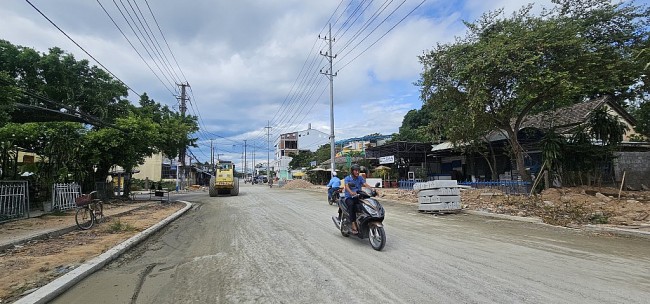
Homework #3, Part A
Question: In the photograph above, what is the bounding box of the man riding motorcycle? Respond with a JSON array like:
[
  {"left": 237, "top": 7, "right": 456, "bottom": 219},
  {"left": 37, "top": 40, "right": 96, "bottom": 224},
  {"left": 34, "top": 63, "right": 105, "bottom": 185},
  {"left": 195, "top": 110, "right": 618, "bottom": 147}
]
[
  {"left": 343, "top": 164, "right": 373, "bottom": 234},
  {"left": 326, "top": 171, "right": 341, "bottom": 203}
]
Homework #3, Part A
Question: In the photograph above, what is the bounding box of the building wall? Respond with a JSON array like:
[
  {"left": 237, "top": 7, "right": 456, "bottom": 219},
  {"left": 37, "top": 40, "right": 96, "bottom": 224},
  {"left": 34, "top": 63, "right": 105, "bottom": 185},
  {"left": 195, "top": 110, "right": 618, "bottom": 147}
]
[
  {"left": 132, "top": 153, "right": 163, "bottom": 181},
  {"left": 613, "top": 152, "right": 650, "bottom": 189},
  {"left": 604, "top": 104, "right": 642, "bottom": 141},
  {"left": 297, "top": 127, "right": 328, "bottom": 152}
]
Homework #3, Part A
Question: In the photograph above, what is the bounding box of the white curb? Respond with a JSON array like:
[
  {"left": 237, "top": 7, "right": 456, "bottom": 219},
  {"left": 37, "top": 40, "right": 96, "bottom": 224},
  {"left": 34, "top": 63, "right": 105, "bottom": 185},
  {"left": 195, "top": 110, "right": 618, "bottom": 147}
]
[{"left": 15, "top": 201, "right": 193, "bottom": 304}]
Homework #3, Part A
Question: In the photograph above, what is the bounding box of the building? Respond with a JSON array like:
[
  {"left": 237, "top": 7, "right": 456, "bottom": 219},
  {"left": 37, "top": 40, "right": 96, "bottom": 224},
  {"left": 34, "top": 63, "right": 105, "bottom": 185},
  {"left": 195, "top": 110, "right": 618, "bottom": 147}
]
[
  {"left": 273, "top": 124, "right": 329, "bottom": 179},
  {"left": 274, "top": 123, "right": 329, "bottom": 159},
  {"left": 425, "top": 96, "right": 649, "bottom": 187},
  {"left": 335, "top": 135, "right": 392, "bottom": 157}
]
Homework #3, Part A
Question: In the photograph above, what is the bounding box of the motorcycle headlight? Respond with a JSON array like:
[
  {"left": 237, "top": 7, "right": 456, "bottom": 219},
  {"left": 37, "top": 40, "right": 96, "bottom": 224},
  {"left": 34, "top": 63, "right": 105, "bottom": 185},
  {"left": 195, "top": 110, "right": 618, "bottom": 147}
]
[{"left": 362, "top": 202, "right": 379, "bottom": 215}]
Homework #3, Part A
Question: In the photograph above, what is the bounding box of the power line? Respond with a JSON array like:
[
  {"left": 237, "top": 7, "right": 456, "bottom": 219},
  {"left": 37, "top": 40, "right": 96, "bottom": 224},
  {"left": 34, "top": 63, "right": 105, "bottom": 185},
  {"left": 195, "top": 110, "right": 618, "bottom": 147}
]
[
  {"left": 144, "top": 0, "right": 189, "bottom": 82},
  {"left": 25, "top": 0, "right": 140, "bottom": 97},
  {"left": 126, "top": 0, "right": 183, "bottom": 84},
  {"left": 336, "top": 0, "right": 408, "bottom": 65},
  {"left": 112, "top": 0, "right": 178, "bottom": 93},
  {"left": 96, "top": 0, "right": 176, "bottom": 96},
  {"left": 338, "top": 0, "right": 428, "bottom": 71}
]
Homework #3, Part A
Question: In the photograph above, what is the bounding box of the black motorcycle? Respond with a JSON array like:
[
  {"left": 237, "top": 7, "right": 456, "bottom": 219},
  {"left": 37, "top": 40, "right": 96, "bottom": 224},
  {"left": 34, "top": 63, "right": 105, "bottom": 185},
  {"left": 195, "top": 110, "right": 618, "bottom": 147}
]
[
  {"left": 331, "top": 186, "right": 386, "bottom": 251},
  {"left": 328, "top": 187, "right": 342, "bottom": 205}
]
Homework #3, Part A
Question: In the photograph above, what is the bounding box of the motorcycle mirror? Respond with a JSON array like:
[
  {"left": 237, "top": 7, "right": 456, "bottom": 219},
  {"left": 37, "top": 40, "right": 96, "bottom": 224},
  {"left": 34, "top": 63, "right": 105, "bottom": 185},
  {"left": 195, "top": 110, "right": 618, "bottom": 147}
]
[{"left": 374, "top": 182, "right": 380, "bottom": 188}]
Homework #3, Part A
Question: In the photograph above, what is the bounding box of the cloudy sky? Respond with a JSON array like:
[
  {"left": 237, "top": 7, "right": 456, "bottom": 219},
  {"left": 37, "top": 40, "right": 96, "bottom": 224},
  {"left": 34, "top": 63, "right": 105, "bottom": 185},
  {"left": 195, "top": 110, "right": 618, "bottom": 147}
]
[{"left": 2, "top": 0, "right": 614, "bottom": 165}]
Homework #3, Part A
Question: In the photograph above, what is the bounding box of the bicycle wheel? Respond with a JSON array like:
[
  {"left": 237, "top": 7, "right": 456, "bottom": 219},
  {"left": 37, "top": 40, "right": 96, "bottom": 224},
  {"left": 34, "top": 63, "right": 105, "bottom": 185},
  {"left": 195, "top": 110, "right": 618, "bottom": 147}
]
[
  {"left": 75, "top": 207, "right": 94, "bottom": 230},
  {"left": 93, "top": 202, "right": 104, "bottom": 224}
]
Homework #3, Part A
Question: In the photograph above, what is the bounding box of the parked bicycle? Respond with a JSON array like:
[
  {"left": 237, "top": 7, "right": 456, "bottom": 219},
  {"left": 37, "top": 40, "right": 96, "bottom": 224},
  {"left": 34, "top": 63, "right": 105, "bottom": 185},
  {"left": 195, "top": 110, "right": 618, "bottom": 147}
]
[{"left": 74, "top": 191, "right": 104, "bottom": 230}]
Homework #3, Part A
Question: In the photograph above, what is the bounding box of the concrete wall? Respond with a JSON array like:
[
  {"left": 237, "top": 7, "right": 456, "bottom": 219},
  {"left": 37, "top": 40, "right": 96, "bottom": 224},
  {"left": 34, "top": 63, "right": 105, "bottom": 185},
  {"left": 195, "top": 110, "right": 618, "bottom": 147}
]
[
  {"left": 614, "top": 152, "right": 650, "bottom": 189},
  {"left": 132, "top": 153, "right": 163, "bottom": 181}
]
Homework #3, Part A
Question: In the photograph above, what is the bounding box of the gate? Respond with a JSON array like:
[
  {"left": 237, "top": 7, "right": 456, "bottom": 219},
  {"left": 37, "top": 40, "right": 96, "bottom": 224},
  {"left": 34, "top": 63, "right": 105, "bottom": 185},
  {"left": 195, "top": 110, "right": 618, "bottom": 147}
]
[
  {"left": 0, "top": 181, "right": 29, "bottom": 222},
  {"left": 52, "top": 183, "right": 82, "bottom": 211}
]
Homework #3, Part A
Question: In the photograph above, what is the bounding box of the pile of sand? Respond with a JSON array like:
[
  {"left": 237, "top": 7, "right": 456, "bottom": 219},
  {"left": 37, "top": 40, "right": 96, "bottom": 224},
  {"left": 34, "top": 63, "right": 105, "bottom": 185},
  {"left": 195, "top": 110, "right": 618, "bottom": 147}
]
[{"left": 281, "top": 179, "right": 315, "bottom": 189}]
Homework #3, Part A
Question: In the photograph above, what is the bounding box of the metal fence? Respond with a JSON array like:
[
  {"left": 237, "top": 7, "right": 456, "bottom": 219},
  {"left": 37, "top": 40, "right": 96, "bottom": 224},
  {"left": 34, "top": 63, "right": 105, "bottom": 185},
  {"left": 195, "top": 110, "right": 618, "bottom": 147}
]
[
  {"left": 458, "top": 181, "right": 532, "bottom": 195},
  {"left": 0, "top": 181, "right": 29, "bottom": 222},
  {"left": 52, "top": 183, "right": 82, "bottom": 211}
]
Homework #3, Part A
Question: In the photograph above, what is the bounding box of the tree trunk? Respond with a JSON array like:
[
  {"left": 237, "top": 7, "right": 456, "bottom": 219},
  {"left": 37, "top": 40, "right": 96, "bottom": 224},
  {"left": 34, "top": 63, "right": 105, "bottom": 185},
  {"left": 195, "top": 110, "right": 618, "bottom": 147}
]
[
  {"left": 488, "top": 141, "right": 499, "bottom": 180},
  {"left": 505, "top": 127, "right": 532, "bottom": 183}
]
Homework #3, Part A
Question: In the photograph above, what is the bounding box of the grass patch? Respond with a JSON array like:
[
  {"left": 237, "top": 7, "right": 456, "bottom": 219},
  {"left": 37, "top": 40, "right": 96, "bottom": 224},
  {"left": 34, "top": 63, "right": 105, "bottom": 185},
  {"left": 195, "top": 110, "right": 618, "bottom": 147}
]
[{"left": 106, "top": 219, "right": 137, "bottom": 233}]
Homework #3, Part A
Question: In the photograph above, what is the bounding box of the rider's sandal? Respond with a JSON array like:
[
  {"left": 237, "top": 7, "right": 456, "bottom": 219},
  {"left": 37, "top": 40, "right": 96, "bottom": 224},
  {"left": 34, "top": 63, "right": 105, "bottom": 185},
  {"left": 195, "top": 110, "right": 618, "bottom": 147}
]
[{"left": 351, "top": 228, "right": 359, "bottom": 234}]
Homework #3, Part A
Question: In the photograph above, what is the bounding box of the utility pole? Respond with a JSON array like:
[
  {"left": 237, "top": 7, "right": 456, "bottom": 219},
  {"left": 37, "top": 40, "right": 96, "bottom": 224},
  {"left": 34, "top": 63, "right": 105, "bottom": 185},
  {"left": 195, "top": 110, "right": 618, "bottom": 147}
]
[
  {"left": 177, "top": 82, "right": 190, "bottom": 191},
  {"left": 265, "top": 121, "right": 272, "bottom": 182},
  {"left": 210, "top": 139, "right": 215, "bottom": 175},
  {"left": 244, "top": 140, "right": 247, "bottom": 179},
  {"left": 319, "top": 24, "right": 337, "bottom": 176}
]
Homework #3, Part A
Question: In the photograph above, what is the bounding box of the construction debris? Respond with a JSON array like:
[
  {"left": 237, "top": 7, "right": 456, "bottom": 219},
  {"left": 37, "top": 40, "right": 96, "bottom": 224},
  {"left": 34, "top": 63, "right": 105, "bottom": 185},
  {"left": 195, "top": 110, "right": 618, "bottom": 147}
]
[{"left": 281, "top": 179, "right": 315, "bottom": 190}]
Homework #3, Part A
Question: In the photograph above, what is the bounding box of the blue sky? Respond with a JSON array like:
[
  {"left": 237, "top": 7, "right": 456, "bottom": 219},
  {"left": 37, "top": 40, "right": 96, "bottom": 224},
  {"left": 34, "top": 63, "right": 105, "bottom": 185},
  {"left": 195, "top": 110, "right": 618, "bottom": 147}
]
[{"left": 2, "top": 0, "right": 646, "bottom": 166}]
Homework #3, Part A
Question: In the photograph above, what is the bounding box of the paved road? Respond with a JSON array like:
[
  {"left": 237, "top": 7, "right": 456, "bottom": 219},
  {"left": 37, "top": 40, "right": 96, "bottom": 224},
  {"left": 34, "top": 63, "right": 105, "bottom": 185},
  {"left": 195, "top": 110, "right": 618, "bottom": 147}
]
[{"left": 53, "top": 184, "right": 650, "bottom": 303}]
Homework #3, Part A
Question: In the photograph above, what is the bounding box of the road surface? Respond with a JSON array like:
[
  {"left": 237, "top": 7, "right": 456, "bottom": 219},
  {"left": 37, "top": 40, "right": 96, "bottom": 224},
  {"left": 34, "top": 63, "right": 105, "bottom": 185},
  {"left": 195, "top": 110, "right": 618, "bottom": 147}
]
[{"left": 53, "top": 183, "right": 650, "bottom": 303}]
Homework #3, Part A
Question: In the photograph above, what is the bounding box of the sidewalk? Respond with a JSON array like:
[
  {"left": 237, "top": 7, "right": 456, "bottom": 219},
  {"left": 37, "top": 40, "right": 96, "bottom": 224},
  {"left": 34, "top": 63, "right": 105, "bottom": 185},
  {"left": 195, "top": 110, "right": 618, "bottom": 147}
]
[
  {"left": 1, "top": 201, "right": 192, "bottom": 304},
  {"left": 0, "top": 201, "right": 154, "bottom": 251}
]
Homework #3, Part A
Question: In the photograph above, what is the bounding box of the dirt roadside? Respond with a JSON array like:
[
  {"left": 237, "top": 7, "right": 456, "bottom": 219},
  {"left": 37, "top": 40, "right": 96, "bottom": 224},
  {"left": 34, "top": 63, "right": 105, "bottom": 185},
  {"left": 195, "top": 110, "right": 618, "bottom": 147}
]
[
  {"left": 0, "top": 202, "right": 184, "bottom": 303},
  {"left": 283, "top": 180, "right": 650, "bottom": 229}
]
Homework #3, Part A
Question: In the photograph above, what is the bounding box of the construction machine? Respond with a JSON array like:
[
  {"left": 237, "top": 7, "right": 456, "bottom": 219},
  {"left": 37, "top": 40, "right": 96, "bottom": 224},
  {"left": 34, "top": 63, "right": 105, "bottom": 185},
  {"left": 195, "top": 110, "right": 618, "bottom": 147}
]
[{"left": 209, "top": 160, "right": 240, "bottom": 197}]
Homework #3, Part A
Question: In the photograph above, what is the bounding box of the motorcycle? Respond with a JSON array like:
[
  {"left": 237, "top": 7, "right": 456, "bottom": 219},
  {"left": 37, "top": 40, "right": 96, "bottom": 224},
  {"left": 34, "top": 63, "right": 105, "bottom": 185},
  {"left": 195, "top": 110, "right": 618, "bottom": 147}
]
[
  {"left": 328, "top": 186, "right": 343, "bottom": 205},
  {"left": 331, "top": 185, "right": 386, "bottom": 251}
]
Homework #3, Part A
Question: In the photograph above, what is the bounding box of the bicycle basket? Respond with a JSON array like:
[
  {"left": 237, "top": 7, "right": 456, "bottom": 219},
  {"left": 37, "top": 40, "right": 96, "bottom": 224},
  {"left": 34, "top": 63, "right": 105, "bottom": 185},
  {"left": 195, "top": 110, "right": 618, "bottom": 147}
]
[{"left": 75, "top": 194, "right": 92, "bottom": 206}]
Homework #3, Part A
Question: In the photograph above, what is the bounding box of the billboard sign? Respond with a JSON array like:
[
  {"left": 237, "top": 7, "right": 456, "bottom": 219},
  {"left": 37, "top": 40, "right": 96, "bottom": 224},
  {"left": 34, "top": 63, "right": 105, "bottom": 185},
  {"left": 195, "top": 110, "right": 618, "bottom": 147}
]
[{"left": 379, "top": 155, "right": 395, "bottom": 164}]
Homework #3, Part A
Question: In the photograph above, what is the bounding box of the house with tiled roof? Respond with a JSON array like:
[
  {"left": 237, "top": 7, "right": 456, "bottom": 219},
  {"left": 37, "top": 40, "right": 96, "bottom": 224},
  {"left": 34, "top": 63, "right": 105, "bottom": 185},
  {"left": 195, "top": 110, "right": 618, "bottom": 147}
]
[
  {"left": 520, "top": 96, "right": 640, "bottom": 141},
  {"left": 427, "top": 96, "right": 649, "bottom": 189}
]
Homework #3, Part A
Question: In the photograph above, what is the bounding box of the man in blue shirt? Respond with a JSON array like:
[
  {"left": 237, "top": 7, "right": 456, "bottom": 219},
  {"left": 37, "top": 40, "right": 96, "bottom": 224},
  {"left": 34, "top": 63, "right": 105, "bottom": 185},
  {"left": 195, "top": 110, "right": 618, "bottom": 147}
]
[
  {"left": 326, "top": 171, "right": 341, "bottom": 202},
  {"left": 343, "top": 164, "right": 372, "bottom": 234}
]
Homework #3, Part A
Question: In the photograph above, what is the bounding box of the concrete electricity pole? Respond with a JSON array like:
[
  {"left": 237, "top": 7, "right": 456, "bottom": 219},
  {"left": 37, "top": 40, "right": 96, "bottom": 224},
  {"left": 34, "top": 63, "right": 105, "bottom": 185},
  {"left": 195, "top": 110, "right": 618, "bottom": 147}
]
[
  {"left": 210, "top": 139, "right": 216, "bottom": 174},
  {"left": 244, "top": 140, "right": 247, "bottom": 179},
  {"left": 177, "top": 82, "right": 190, "bottom": 191},
  {"left": 265, "top": 122, "right": 272, "bottom": 182},
  {"left": 319, "top": 24, "right": 337, "bottom": 176}
]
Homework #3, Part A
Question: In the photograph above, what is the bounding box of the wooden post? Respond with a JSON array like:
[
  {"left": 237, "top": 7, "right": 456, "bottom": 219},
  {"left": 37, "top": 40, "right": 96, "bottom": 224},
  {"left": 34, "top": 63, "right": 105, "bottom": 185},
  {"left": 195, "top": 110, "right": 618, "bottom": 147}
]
[
  {"left": 544, "top": 171, "right": 550, "bottom": 190},
  {"left": 618, "top": 171, "right": 626, "bottom": 199}
]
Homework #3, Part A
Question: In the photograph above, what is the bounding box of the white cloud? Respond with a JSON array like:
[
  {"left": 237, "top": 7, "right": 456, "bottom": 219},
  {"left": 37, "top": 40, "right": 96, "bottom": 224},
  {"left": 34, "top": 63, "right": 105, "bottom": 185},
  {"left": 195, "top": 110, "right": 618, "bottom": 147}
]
[{"left": 1, "top": 0, "right": 567, "bottom": 162}]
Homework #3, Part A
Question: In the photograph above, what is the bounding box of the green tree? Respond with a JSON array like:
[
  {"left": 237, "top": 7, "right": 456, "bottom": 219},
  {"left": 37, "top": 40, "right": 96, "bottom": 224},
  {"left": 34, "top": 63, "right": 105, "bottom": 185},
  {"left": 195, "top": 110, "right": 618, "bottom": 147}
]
[
  {"left": 633, "top": 101, "right": 650, "bottom": 137},
  {"left": 418, "top": 0, "right": 649, "bottom": 182},
  {"left": 0, "top": 40, "right": 201, "bottom": 201},
  {"left": 288, "top": 150, "right": 315, "bottom": 169},
  {"left": 392, "top": 107, "right": 432, "bottom": 142},
  {"left": 314, "top": 143, "right": 333, "bottom": 165},
  {"left": 0, "top": 72, "right": 18, "bottom": 127}
]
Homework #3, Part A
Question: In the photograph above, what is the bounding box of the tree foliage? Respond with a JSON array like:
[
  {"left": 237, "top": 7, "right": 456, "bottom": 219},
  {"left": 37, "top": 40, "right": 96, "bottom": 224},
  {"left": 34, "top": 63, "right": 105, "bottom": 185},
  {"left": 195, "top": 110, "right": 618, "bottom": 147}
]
[
  {"left": 288, "top": 150, "right": 315, "bottom": 169},
  {"left": 417, "top": 0, "right": 649, "bottom": 182},
  {"left": 632, "top": 101, "right": 650, "bottom": 137},
  {"left": 392, "top": 107, "right": 432, "bottom": 142},
  {"left": 0, "top": 40, "right": 199, "bottom": 199}
]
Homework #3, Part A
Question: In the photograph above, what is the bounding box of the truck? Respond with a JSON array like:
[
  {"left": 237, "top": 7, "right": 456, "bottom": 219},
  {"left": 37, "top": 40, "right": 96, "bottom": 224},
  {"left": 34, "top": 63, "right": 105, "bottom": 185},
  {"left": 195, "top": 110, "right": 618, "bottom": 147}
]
[{"left": 209, "top": 160, "right": 240, "bottom": 197}]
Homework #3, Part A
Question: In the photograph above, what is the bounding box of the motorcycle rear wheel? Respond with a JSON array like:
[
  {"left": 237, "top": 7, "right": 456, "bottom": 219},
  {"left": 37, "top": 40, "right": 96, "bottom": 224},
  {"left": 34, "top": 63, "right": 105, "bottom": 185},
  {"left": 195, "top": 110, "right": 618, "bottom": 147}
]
[{"left": 369, "top": 226, "right": 386, "bottom": 251}]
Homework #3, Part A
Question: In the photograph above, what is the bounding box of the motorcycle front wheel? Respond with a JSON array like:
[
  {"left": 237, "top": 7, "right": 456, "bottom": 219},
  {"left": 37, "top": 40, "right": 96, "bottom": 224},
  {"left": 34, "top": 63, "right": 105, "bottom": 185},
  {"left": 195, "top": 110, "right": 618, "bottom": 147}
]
[
  {"left": 340, "top": 218, "right": 350, "bottom": 237},
  {"left": 368, "top": 226, "right": 386, "bottom": 251}
]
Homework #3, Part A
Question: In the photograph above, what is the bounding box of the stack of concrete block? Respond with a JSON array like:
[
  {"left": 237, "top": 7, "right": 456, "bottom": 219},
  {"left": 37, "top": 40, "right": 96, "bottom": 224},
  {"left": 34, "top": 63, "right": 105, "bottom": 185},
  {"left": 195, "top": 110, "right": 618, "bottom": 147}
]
[{"left": 414, "top": 180, "right": 462, "bottom": 213}]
